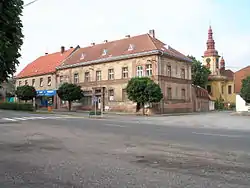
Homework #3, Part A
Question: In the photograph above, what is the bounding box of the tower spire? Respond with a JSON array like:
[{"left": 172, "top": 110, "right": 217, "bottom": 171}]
[{"left": 203, "top": 25, "right": 219, "bottom": 57}]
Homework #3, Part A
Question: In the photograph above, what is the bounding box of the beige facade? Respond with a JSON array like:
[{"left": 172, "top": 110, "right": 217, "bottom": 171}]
[
  {"left": 16, "top": 73, "right": 57, "bottom": 91},
  {"left": 57, "top": 54, "right": 193, "bottom": 113}
]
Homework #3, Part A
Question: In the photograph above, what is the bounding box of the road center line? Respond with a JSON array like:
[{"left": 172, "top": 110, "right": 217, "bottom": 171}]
[
  {"left": 104, "top": 123, "right": 126, "bottom": 128},
  {"left": 192, "top": 132, "right": 244, "bottom": 138}
]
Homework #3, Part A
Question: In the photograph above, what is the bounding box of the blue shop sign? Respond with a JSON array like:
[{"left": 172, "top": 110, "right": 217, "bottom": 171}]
[{"left": 36, "top": 90, "right": 56, "bottom": 97}]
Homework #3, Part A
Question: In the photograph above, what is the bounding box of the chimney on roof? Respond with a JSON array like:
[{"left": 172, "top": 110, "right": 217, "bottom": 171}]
[
  {"left": 70, "top": 46, "right": 73, "bottom": 49},
  {"left": 91, "top": 42, "right": 95, "bottom": 46},
  {"left": 45, "top": 52, "right": 48, "bottom": 55},
  {"left": 149, "top": 29, "right": 155, "bottom": 38},
  {"left": 61, "top": 46, "right": 65, "bottom": 54},
  {"left": 104, "top": 40, "right": 108, "bottom": 43},
  {"left": 125, "top": 35, "right": 130, "bottom": 38}
]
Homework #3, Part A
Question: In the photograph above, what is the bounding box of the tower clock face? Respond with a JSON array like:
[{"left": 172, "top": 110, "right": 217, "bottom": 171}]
[{"left": 206, "top": 58, "right": 211, "bottom": 63}]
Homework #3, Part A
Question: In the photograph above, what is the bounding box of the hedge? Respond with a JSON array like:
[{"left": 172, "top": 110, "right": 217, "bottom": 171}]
[
  {"left": 89, "top": 111, "right": 102, "bottom": 116},
  {"left": 0, "top": 102, "right": 34, "bottom": 111}
]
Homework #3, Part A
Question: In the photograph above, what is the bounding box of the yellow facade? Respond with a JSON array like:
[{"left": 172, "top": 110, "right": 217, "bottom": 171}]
[{"left": 207, "top": 79, "right": 235, "bottom": 104}]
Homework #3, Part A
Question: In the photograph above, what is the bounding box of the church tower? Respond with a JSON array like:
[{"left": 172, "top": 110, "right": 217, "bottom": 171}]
[{"left": 202, "top": 26, "right": 221, "bottom": 75}]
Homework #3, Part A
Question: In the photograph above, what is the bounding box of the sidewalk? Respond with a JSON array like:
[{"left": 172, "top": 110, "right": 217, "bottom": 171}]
[{"left": 34, "top": 109, "right": 219, "bottom": 118}]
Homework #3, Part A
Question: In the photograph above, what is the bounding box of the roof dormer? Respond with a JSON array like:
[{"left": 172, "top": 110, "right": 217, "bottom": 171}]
[
  {"left": 102, "top": 49, "right": 108, "bottom": 56},
  {"left": 80, "top": 53, "right": 86, "bottom": 60},
  {"left": 128, "top": 44, "right": 135, "bottom": 51}
]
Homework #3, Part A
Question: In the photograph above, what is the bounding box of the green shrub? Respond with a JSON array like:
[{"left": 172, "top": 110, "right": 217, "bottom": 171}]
[
  {"left": 0, "top": 102, "right": 34, "bottom": 111},
  {"left": 89, "top": 111, "right": 102, "bottom": 116}
]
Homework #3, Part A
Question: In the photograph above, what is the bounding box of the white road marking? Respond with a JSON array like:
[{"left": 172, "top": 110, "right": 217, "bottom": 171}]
[
  {"left": 13, "top": 117, "right": 28, "bottom": 121},
  {"left": 2, "top": 118, "right": 18, "bottom": 121},
  {"left": 104, "top": 123, "right": 126, "bottom": 128},
  {"left": 192, "top": 132, "right": 244, "bottom": 138},
  {"left": 1, "top": 116, "right": 66, "bottom": 122}
]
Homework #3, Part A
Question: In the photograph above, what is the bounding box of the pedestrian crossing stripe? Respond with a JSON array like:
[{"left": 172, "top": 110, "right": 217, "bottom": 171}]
[{"left": 1, "top": 116, "right": 64, "bottom": 122}]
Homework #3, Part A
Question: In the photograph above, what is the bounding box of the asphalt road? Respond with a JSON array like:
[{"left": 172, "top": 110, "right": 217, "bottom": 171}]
[{"left": 0, "top": 110, "right": 250, "bottom": 187}]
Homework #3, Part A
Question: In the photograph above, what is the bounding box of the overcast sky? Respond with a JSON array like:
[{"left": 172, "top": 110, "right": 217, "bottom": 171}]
[{"left": 19, "top": 0, "right": 250, "bottom": 74}]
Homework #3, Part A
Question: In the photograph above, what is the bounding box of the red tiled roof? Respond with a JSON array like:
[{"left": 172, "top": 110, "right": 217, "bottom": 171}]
[
  {"left": 220, "top": 69, "right": 234, "bottom": 80},
  {"left": 235, "top": 66, "right": 250, "bottom": 93},
  {"left": 60, "top": 33, "right": 191, "bottom": 68},
  {"left": 17, "top": 47, "right": 76, "bottom": 78}
]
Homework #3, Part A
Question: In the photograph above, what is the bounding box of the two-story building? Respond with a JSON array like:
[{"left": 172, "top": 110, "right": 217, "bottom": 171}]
[
  {"left": 16, "top": 46, "right": 78, "bottom": 108},
  {"left": 56, "top": 30, "right": 194, "bottom": 113}
]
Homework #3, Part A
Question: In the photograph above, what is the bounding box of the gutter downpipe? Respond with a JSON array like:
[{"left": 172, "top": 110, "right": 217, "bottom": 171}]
[{"left": 158, "top": 50, "right": 164, "bottom": 114}]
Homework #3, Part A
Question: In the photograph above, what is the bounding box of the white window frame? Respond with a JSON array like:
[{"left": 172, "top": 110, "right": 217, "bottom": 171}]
[
  {"left": 32, "top": 79, "right": 35, "bottom": 86},
  {"left": 167, "top": 65, "right": 171, "bottom": 77},
  {"left": 47, "top": 76, "right": 52, "bottom": 86},
  {"left": 108, "top": 69, "right": 114, "bottom": 80},
  {"left": 108, "top": 89, "right": 114, "bottom": 101},
  {"left": 96, "top": 71, "right": 102, "bottom": 81},
  {"left": 59, "top": 76, "right": 64, "bottom": 83},
  {"left": 181, "top": 68, "right": 185, "bottom": 79},
  {"left": 74, "top": 73, "right": 79, "bottom": 84},
  {"left": 146, "top": 64, "right": 152, "bottom": 76},
  {"left": 122, "top": 67, "right": 128, "bottom": 78},
  {"left": 136, "top": 66, "right": 143, "bottom": 77},
  {"left": 40, "top": 78, "right": 44, "bottom": 87},
  {"left": 84, "top": 72, "right": 90, "bottom": 82}
]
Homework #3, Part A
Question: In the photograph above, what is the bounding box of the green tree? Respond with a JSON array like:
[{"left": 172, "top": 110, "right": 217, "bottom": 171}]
[
  {"left": 188, "top": 55, "right": 211, "bottom": 88},
  {"left": 57, "top": 83, "right": 84, "bottom": 111},
  {"left": 240, "top": 76, "right": 250, "bottom": 103},
  {"left": 16, "top": 85, "right": 36, "bottom": 102},
  {"left": 0, "top": 0, "right": 24, "bottom": 84},
  {"left": 126, "top": 77, "right": 163, "bottom": 115}
]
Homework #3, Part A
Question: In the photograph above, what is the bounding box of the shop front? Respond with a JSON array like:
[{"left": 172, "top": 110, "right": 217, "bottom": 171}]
[{"left": 36, "top": 90, "right": 57, "bottom": 109}]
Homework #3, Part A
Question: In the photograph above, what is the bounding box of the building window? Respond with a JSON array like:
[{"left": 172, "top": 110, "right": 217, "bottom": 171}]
[
  {"left": 181, "top": 68, "right": 185, "bottom": 79},
  {"left": 216, "top": 58, "right": 219, "bottom": 68},
  {"left": 96, "top": 71, "right": 102, "bottom": 81},
  {"left": 47, "top": 76, "right": 52, "bottom": 86},
  {"left": 108, "top": 69, "right": 114, "bottom": 80},
  {"left": 228, "top": 85, "right": 232, "bottom": 94},
  {"left": 207, "top": 85, "right": 212, "bottom": 94},
  {"left": 181, "top": 89, "right": 186, "bottom": 99},
  {"left": 40, "top": 78, "right": 43, "bottom": 87},
  {"left": 122, "top": 89, "right": 128, "bottom": 101},
  {"left": 122, "top": 67, "right": 128, "bottom": 79},
  {"left": 84, "top": 72, "right": 90, "bottom": 82},
  {"left": 136, "top": 66, "right": 143, "bottom": 77},
  {"left": 167, "top": 87, "right": 172, "bottom": 99},
  {"left": 59, "top": 76, "right": 64, "bottom": 83},
  {"left": 221, "top": 86, "right": 224, "bottom": 94},
  {"left": 19, "top": 81, "right": 21, "bottom": 86},
  {"left": 32, "top": 79, "right": 35, "bottom": 86},
  {"left": 167, "top": 65, "right": 171, "bottom": 77},
  {"left": 25, "top": 80, "right": 28, "bottom": 85},
  {"left": 146, "top": 64, "right": 152, "bottom": 76},
  {"left": 73, "top": 73, "right": 79, "bottom": 84},
  {"left": 108, "top": 89, "right": 114, "bottom": 101}
]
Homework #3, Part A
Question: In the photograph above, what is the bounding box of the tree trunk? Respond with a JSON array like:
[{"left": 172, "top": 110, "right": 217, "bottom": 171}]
[
  {"left": 142, "top": 103, "right": 145, "bottom": 115},
  {"left": 68, "top": 101, "right": 72, "bottom": 111}
]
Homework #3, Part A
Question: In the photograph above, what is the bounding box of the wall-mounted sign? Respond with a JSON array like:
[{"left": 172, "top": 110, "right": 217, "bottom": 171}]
[{"left": 36, "top": 90, "right": 56, "bottom": 97}]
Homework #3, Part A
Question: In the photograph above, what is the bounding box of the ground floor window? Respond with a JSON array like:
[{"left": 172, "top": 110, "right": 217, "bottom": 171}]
[{"left": 81, "top": 96, "right": 92, "bottom": 106}]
